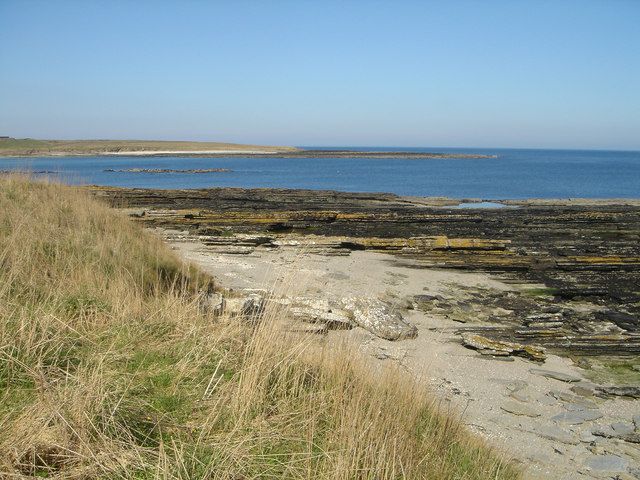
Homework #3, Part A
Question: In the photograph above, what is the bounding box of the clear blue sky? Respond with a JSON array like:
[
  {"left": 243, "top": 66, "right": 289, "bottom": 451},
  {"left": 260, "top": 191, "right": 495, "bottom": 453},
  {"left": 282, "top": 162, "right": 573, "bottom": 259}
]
[{"left": 1, "top": 0, "right": 639, "bottom": 149}]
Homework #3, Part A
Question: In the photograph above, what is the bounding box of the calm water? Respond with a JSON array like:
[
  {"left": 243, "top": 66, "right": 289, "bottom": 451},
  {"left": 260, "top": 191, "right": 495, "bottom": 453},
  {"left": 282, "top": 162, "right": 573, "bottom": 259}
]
[{"left": 1, "top": 147, "right": 639, "bottom": 199}]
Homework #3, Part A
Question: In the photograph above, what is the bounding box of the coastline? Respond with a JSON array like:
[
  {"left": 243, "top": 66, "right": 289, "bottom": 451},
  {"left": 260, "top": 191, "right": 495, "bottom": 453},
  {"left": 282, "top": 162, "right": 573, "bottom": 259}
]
[
  {"left": 91, "top": 184, "right": 640, "bottom": 478},
  {"left": 0, "top": 149, "right": 497, "bottom": 159}
]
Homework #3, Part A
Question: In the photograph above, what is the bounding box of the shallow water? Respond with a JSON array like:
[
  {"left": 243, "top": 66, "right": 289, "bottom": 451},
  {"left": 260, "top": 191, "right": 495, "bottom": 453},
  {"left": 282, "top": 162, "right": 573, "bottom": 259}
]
[{"left": 1, "top": 147, "right": 639, "bottom": 198}]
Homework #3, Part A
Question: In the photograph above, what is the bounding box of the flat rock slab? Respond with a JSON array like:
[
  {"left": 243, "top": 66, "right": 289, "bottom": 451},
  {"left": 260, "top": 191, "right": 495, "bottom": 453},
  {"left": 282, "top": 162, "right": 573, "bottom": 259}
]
[
  {"left": 532, "top": 425, "right": 580, "bottom": 445},
  {"left": 461, "top": 333, "right": 546, "bottom": 361},
  {"left": 552, "top": 409, "right": 603, "bottom": 425},
  {"left": 500, "top": 400, "right": 541, "bottom": 417},
  {"left": 595, "top": 385, "right": 640, "bottom": 399},
  {"left": 530, "top": 368, "right": 581, "bottom": 383},
  {"left": 584, "top": 454, "right": 628, "bottom": 473}
]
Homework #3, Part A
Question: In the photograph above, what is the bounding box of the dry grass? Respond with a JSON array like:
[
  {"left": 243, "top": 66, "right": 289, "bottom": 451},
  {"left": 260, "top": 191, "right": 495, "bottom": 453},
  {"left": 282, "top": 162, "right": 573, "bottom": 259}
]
[
  {"left": 0, "top": 176, "right": 520, "bottom": 479},
  {"left": 0, "top": 138, "right": 297, "bottom": 156}
]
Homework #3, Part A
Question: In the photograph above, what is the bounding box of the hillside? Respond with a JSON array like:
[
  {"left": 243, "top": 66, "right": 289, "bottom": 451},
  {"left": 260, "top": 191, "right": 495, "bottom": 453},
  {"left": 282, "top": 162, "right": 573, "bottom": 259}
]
[
  {"left": 0, "top": 176, "right": 518, "bottom": 479},
  {"left": 0, "top": 138, "right": 298, "bottom": 156}
]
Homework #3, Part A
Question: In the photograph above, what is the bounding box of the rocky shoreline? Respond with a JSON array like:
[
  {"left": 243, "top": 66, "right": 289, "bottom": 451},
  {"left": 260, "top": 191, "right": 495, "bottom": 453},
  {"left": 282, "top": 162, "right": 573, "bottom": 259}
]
[
  {"left": 91, "top": 186, "right": 640, "bottom": 357},
  {"left": 91, "top": 185, "right": 640, "bottom": 478}
]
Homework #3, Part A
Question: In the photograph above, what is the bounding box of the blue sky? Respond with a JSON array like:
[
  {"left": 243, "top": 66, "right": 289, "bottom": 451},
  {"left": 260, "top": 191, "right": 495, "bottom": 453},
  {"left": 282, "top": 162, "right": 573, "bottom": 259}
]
[{"left": 1, "top": 0, "right": 639, "bottom": 149}]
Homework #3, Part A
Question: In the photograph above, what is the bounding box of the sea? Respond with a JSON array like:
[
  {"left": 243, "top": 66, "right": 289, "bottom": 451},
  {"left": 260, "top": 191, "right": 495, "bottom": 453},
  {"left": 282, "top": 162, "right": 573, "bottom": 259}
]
[{"left": 1, "top": 147, "right": 639, "bottom": 199}]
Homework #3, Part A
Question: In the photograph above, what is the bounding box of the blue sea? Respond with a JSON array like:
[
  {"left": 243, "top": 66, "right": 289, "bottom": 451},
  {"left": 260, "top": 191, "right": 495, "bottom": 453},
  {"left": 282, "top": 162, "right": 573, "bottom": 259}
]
[{"left": 1, "top": 147, "right": 639, "bottom": 199}]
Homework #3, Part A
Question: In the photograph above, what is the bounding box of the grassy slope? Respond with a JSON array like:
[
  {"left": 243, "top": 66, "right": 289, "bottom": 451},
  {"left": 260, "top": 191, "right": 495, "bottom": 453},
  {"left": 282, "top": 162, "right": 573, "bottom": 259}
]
[
  {"left": 0, "top": 138, "right": 297, "bottom": 156},
  {"left": 0, "top": 176, "right": 519, "bottom": 479}
]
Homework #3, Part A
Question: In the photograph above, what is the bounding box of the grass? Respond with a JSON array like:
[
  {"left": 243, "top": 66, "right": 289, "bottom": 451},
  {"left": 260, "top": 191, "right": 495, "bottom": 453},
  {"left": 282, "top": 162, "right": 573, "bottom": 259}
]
[
  {"left": 0, "top": 176, "right": 520, "bottom": 479},
  {"left": 576, "top": 356, "right": 640, "bottom": 386},
  {"left": 521, "top": 287, "right": 560, "bottom": 298},
  {"left": 0, "top": 138, "right": 297, "bottom": 156}
]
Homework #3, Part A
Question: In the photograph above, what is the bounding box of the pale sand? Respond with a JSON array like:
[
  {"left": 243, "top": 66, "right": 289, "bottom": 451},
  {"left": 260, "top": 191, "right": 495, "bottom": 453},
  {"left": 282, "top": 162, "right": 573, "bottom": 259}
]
[{"left": 166, "top": 233, "right": 640, "bottom": 479}]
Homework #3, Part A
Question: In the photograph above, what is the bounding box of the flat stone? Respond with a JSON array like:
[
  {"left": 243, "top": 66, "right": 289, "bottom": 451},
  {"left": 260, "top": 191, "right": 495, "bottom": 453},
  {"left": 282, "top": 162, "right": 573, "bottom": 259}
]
[
  {"left": 595, "top": 385, "right": 640, "bottom": 399},
  {"left": 634, "top": 414, "right": 640, "bottom": 430},
  {"left": 510, "top": 389, "right": 535, "bottom": 403},
  {"left": 612, "top": 422, "right": 636, "bottom": 435},
  {"left": 289, "top": 305, "right": 353, "bottom": 330},
  {"left": 500, "top": 400, "right": 541, "bottom": 417},
  {"left": 570, "top": 382, "right": 598, "bottom": 397},
  {"left": 593, "top": 426, "right": 640, "bottom": 444},
  {"left": 532, "top": 425, "right": 580, "bottom": 445},
  {"left": 530, "top": 368, "right": 581, "bottom": 383},
  {"left": 584, "top": 454, "right": 628, "bottom": 472},
  {"left": 552, "top": 409, "right": 603, "bottom": 425},
  {"left": 461, "top": 333, "right": 546, "bottom": 361},
  {"left": 579, "top": 431, "right": 597, "bottom": 443},
  {"left": 287, "top": 323, "right": 328, "bottom": 335},
  {"left": 549, "top": 390, "right": 598, "bottom": 409}
]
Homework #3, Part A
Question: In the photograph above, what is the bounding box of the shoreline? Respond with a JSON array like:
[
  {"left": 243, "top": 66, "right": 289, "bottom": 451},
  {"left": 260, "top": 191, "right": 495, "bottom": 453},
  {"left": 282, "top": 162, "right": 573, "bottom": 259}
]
[
  {"left": 0, "top": 149, "right": 497, "bottom": 159},
  {"left": 113, "top": 182, "right": 638, "bottom": 478}
]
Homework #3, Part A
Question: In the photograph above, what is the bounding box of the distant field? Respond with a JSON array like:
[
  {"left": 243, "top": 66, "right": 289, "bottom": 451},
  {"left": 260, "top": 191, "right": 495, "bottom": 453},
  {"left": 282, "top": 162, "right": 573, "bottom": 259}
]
[{"left": 0, "top": 138, "right": 297, "bottom": 156}]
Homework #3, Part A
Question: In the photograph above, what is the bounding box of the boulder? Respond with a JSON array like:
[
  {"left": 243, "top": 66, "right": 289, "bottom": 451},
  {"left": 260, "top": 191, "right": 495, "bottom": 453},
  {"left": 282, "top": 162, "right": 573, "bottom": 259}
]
[
  {"left": 224, "top": 293, "right": 265, "bottom": 320},
  {"left": 199, "top": 292, "right": 224, "bottom": 316},
  {"left": 341, "top": 297, "right": 417, "bottom": 341}
]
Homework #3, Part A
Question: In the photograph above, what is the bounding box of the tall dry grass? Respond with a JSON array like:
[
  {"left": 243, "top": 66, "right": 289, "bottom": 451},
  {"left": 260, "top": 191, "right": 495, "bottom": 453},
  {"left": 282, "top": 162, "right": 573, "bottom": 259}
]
[{"left": 0, "top": 176, "right": 519, "bottom": 479}]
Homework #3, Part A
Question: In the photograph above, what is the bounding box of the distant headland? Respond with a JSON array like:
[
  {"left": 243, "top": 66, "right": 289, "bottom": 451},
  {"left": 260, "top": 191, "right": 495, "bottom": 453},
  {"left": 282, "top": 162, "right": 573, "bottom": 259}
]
[{"left": 0, "top": 137, "right": 496, "bottom": 159}]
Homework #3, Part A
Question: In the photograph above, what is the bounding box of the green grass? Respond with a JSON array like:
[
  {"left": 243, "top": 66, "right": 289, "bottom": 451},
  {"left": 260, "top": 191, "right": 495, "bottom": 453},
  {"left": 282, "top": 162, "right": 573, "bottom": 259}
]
[
  {"left": 0, "top": 176, "right": 520, "bottom": 479},
  {"left": 578, "top": 357, "right": 640, "bottom": 385},
  {"left": 0, "top": 138, "right": 297, "bottom": 156},
  {"left": 522, "top": 287, "right": 560, "bottom": 297}
]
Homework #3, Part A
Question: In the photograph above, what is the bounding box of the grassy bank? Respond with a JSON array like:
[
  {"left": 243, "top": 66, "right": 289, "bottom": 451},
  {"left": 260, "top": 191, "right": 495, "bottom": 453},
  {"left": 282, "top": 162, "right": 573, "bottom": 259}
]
[
  {"left": 0, "top": 177, "right": 519, "bottom": 479},
  {"left": 0, "top": 138, "right": 296, "bottom": 156}
]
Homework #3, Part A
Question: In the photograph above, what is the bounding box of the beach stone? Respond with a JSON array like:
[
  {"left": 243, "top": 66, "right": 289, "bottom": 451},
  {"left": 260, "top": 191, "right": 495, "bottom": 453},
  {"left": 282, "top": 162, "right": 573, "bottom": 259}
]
[
  {"left": 461, "top": 333, "right": 546, "bottom": 361},
  {"left": 570, "top": 382, "right": 598, "bottom": 397},
  {"left": 564, "top": 402, "right": 595, "bottom": 412},
  {"left": 612, "top": 422, "right": 636, "bottom": 435},
  {"left": 552, "top": 409, "right": 603, "bottom": 425},
  {"left": 595, "top": 385, "right": 640, "bottom": 399},
  {"left": 634, "top": 414, "right": 640, "bottom": 430},
  {"left": 530, "top": 368, "right": 581, "bottom": 383},
  {"left": 341, "top": 297, "right": 417, "bottom": 340},
  {"left": 510, "top": 388, "right": 535, "bottom": 403},
  {"left": 224, "top": 293, "right": 265, "bottom": 319},
  {"left": 200, "top": 292, "right": 224, "bottom": 315},
  {"left": 500, "top": 400, "right": 541, "bottom": 417},
  {"left": 584, "top": 454, "right": 628, "bottom": 473},
  {"left": 549, "top": 390, "right": 598, "bottom": 409},
  {"left": 289, "top": 305, "right": 353, "bottom": 330},
  {"left": 579, "top": 431, "right": 597, "bottom": 443},
  {"left": 533, "top": 425, "right": 580, "bottom": 445}
]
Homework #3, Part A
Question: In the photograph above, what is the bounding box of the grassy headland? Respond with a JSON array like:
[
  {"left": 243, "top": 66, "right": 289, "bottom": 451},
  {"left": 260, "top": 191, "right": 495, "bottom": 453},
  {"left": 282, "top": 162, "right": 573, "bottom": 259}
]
[
  {"left": 0, "top": 176, "right": 518, "bottom": 479},
  {"left": 0, "top": 138, "right": 496, "bottom": 159},
  {"left": 0, "top": 138, "right": 297, "bottom": 156}
]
